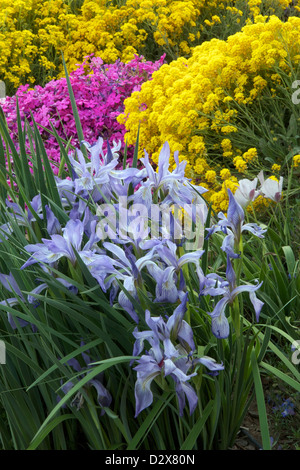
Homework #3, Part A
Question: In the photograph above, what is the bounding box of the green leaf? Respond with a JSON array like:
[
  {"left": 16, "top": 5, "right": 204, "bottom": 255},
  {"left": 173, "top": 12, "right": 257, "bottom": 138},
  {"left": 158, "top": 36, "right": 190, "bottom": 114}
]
[
  {"left": 27, "top": 414, "right": 75, "bottom": 450},
  {"left": 261, "top": 362, "right": 300, "bottom": 393},
  {"left": 128, "top": 125, "right": 140, "bottom": 197},
  {"left": 61, "top": 52, "right": 86, "bottom": 154},
  {"left": 16, "top": 98, "right": 36, "bottom": 200},
  {"left": 26, "top": 338, "right": 105, "bottom": 391},
  {"left": 282, "top": 245, "right": 296, "bottom": 277},
  {"left": 29, "top": 356, "right": 136, "bottom": 447},
  {"left": 123, "top": 139, "right": 128, "bottom": 170},
  {"left": 127, "top": 391, "right": 174, "bottom": 450},
  {"left": 180, "top": 400, "right": 214, "bottom": 450},
  {"left": 250, "top": 351, "right": 271, "bottom": 450},
  {"left": 32, "top": 116, "right": 63, "bottom": 210}
]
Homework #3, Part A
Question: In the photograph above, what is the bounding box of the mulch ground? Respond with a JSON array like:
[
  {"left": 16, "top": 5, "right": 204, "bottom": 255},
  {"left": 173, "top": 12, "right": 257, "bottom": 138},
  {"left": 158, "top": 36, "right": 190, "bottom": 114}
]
[{"left": 231, "top": 376, "right": 299, "bottom": 450}]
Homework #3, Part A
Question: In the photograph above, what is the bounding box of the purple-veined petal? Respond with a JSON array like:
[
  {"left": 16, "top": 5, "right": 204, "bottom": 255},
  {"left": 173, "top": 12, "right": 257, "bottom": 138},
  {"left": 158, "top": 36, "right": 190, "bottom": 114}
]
[
  {"left": 145, "top": 309, "right": 163, "bottom": 337},
  {"left": 157, "top": 141, "right": 171, "bottom": 185},
  {"left": 75, "top": 148, "right": 87, "bottom": 171},
  {"left": 128, "top": 181, "right": 153, "bottom": 209},
  {"left": 89, "top": 379, "right": 112, "bottom": 411},
  {"left": 21, "top": 244, "right": 63, "bottom": 268},
  {"left": 154, "top": 241, "right": 178, "bottom": 268},
  {"left": 0, "top": 272, "right": 22, "bottom": 297},
  {"left": 27, "top": 282, "right": 48, "bottom": 307},
  {"left": 56, "top": 278, "right": 78, "bottom": 295},
  {"left": 0, "top": 298, "right": 29, "bottom": 329},
  {"left": 62, "top": 219, "right": 84, "bottom": 252},
  {"left": 211, "top": 313, "right": 230, "bottom": 339},
  {"left": 28, "top": 194, "right": 42, "bottom": 222},
  {"left": 45, "top": 205, "right": 61, "bottom": 235},
  {"left": 208, "top": 296, "right": 229, "bottom": 318},
  {"left": 67, "top": 357, "right": 82, "bottom": 372},
  {"left": 103, "top": 242, "right": 132, "bottom": 270},
  {"left": 226, "top": 189, "right": 244, "bottom": 241},
  {"left": 249, "top": 290, "right": 264, "bottom": 322},
  {"left": 74, "top": 171, "right": 94, "bottom": 193},
  {"left": 134, "top": 376, "right": 155, "bottom": 417},
  {"left": 205, "top": 224, "right": 222, "bottom": 240},
  {"left": 163, "top": 338, "right": 180, "bottom": 359},
  {"left": 242, "top": 222, "right": 267, "bottom": 238},
  {"left": 133, "top": 355, "right": 161, "bottom": 417},
  {"left": 42, "top": 237, "right": 75, "bottom": 263},
  {"left": 154, "top": 266, "right": 178, "bottom": 304},
  {"left": 177, "top": 320, "right": 195, "bottom": 352},
  {"left": 201, "top": 285, "right": 228, "bottom": 297},
  {"left": 118, "top": 276, "right": 139, "bottom": 323},
  {"left": 175, "top": 380, "right": 198, "bottom": 416},
  {"left": 178, "top": 250, "right": 205, "bottom": 268},
  {"left": 226, "top": 255, "right": 236, "bottom": 291},
  {"left": 198, "top": 356, "right": 224, "bottom": 372},
  {"left": 60, "top": 380, "right": 74, "bottom": 396},
  {"left": 221, "top": 230, "right": 240, "bottom": 259},
  {"left": 140, "top": 149, "right": 156, "bottom": 186},
  {"left": 83, "top": 136, "right": 103, "bottom": 174},
  {"left": 166, "top": 292, "right": 188, "bottom": 338},
  {"left": 149, "top": 336, "right": 164, "bottom": 364},
  {"left": 231, "top": 281, "right": 263, "bottom": 298},
  {"left": 164, "top": 358, "right": 197, "bottom": 382},
  {"left": 132, "top": 327, "right": 154, "bottom": 357}
]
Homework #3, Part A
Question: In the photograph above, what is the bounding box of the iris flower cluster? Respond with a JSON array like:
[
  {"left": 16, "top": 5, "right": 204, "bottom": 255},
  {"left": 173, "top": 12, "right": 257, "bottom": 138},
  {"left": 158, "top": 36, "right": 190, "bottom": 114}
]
[
  {"left": 132, "top": 293, "right": 224, "bottom": 417},
  {"left": 203, "top": 181, "right": 268, "bottom": 339},
  {"left": 0, "top": 136, "right": 269, "bottom": 417}
]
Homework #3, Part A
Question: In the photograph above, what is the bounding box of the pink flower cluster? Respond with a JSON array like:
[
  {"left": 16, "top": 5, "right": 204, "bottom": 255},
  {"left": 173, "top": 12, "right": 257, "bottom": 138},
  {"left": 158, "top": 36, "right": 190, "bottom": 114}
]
[{"left": 1, "top": 54, "right": 165, "bottom": 175}]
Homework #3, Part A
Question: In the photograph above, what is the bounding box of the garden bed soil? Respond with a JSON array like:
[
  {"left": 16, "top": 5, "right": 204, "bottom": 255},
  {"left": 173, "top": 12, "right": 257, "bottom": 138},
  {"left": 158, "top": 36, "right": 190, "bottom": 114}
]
[{"left": 232, "top": 376, "right": 299, "bottom": 450}]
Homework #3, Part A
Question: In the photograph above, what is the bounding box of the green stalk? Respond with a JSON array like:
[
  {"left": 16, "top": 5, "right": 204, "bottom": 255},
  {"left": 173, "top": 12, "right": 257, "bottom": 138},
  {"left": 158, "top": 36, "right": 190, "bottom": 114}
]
[{"left": 231, "top": 236, "right": 244, "bottom": 338}]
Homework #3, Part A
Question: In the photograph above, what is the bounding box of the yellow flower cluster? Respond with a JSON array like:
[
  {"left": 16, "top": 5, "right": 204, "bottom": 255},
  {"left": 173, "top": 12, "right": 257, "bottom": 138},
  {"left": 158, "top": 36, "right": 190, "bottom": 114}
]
[
  {"left": 0, "top": 0, "right": 296, "bottom": 94},
  {"left": 118, "top": 16, "right": 300, "bottom": 212},
  {"left": 271, "top": 163, "right": 281, "bottom": 172},
  {"left": 0, "top": 0, "right": 76, "bottom": 93},
  {"left": 293, "top": 154, "right": 300, "bottom": 167}
]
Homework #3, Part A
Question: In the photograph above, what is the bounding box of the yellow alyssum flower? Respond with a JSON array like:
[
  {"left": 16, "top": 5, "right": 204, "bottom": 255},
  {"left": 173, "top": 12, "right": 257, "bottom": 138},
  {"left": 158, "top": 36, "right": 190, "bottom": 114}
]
[
  {"left": 205, "top": 170, "right": 217, "bottom": 183},
  {"left": 2, "top": 0, "right": 296, "bottom": 95},
  {"left": 293, "top": 154, "right": 300, "bottom": 167},
  {"left": 220, "top": 168, "right": 231, "bottom": 180},
  {"left": 233, "top": 157, "right": 247, "bottom": 173},
  {"left": 271, "top": 163, "right": 281, "bottom": 172},
  {"left": 243, "top": 148, "right": 258, "bottom": 162},
  {"left": 118, "top": 15, "right": 300, "bottom": 212}
]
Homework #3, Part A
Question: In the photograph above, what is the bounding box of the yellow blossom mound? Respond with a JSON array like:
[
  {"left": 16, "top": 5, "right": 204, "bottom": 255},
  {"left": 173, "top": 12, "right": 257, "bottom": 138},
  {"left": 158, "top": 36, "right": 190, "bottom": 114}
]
[
  {"left": 118, "top": 16, "right": 300, "bottom": 212},
  {"left": 0, "top": 0, "right": 297, "bottom": 95}
]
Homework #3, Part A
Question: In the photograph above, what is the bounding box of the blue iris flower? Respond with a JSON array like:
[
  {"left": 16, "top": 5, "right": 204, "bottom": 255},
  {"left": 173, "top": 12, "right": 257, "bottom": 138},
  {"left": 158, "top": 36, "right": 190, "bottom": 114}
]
[
  {"left": 201, "top": 255, "right": 264, "bottom": 339},
  {"left": 206, "top": 189, "right": 267, "bottom": 259},
  {"left": 132, "top": 294, "right": 224, "bottom": 417}
]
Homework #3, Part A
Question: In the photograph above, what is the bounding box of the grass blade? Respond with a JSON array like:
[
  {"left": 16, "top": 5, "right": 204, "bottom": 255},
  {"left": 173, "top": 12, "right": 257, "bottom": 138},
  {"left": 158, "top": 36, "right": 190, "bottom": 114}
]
[
  {"left": 27, "top": 414, "right": 75, "bottom": 450},
  {"left": 250, "top": 351, "right": 271, "bottom": 450},
  {"left": 180, "top": 400, "right": 214, "bottom": 450}
]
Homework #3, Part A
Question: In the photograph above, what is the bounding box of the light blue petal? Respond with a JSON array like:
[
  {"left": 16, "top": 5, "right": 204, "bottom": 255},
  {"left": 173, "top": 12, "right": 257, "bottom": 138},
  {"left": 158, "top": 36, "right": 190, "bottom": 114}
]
[
  {"left": 249, "top": 290, "right": 264, "bottom": 322},
  {"left": 28, "top": 283, "right": 48, "bottom": 307},
  {"left": 227, "top": 188, "right": 245, "bottom": 235},
  {"left": 89, "top": 379, "right": 112, "bottom": 411},
  {"left": 211, "top": 313, "right": 230, "bottom": 339},
  {"left": 63, "top": 219, "right": 84, "bottom": 252},
  {"left": 175, "top": 381, "right": 198, "bottom": 416},
  {"left": 198, "top": 356, "right": 224, "bottom": 372}
]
